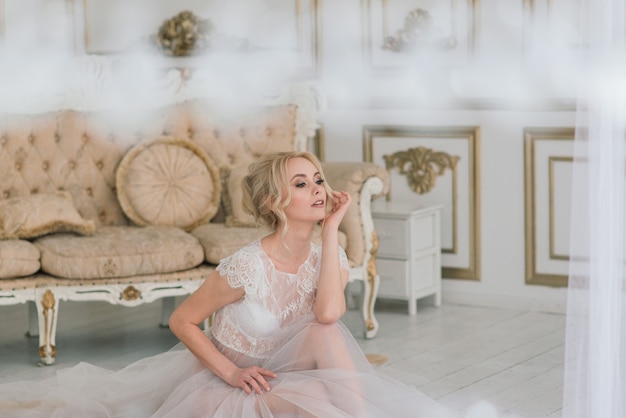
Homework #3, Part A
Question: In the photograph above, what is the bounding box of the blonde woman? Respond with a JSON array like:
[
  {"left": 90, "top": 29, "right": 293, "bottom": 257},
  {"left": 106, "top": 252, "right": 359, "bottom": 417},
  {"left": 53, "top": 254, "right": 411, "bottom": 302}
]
[{"left": 165, "top": 151, "right": 456, "bottom": 417}]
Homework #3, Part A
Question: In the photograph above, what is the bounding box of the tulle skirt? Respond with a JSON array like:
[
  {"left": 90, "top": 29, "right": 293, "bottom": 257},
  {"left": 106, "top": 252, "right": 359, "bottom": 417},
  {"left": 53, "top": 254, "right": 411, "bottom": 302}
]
[{"left": 0, "top": 317, "right": 458, "bottom": 417}]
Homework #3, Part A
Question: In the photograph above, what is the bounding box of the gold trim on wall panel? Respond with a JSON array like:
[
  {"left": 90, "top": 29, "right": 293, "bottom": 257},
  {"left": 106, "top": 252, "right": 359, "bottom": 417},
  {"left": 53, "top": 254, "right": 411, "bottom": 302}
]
[
  {"left": 524, "top": 127, "right": 574, "bottom": 287},
  {"left": 83, "top": 0, "right": 91, "bottom": 54},
  {"left": 549, "top": 156, "right": 573, "bottom": 261},
  {"left": 297, "top": 0, "right": 323, "bottom": 75},
  {"left": 363, "top": 125, "right": 481, "bottom": 280},
  {"left": 312, "top": 0, "right": 323, "bottom": 75},
  {"left": 309, "top": 126, "right": 326, "bottom": 161},
  {"left": 296, "top": 0, "right": 303, "bottom": 50},
  {"left": 361, "top": 0, "right": 372, "bottom": 67},
  {"left": 469, "top": 0, "right": 479, "bottom": 55},
  {"left": 382, "top": 0, "right": 389, "bottom": 38},
  {"left": 0, "top": 0, "right": 5, "bottom": 41},
  {"left": 65, "top": 0, "right": 78, "bottom": 54}
]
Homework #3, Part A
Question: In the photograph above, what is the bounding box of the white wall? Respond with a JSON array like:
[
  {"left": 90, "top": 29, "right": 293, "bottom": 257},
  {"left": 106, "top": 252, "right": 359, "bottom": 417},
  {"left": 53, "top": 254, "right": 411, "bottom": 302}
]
[
  {"left": 318, "top": 0, "right": 577, "bottom": 313},
  {"left": 0, "top": 0, "right": 579, "bottom": 313}
]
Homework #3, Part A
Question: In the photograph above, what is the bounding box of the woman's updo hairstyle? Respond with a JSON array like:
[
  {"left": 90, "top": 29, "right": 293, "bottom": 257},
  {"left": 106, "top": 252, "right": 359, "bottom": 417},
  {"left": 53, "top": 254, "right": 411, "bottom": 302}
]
[{"left": 241, "top": 151, "right": 333, "bottom": 230}]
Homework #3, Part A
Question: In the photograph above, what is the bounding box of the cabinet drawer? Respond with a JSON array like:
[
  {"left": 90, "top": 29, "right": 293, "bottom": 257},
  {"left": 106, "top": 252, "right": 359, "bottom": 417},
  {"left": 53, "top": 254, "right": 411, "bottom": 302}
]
[
  {"left": 374, "top": 218, "right": 408, "bottom": 258},
  {"left": 412, "top": 254, "right": 437, "bottom": 290},
  {"left": 377, "top": 258, "right": 408, "bottom": 298},
  {"left": 412, "top": 214, "right": 436, "bottom": 252}
]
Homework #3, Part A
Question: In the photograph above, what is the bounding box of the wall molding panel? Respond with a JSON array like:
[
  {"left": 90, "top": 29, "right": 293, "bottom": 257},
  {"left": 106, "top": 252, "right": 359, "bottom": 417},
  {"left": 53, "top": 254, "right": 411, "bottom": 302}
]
[
  {"left": 524, "top": 127, "right": 574, "bottom": 287},
  {"left": 78, "top": 0, "right": 322, "bottom": 75},
  {"left": 364, "top": 125, "right": 481, "bottom": 280},
  {"left": 361, "top": 0, "right": 479, "bottom": 71}
]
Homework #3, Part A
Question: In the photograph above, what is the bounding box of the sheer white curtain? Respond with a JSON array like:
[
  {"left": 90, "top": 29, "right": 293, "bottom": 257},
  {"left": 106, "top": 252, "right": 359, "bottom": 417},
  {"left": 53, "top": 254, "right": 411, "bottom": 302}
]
[{"left": 563, "top": 0, "right": 626, "bottom": 417}]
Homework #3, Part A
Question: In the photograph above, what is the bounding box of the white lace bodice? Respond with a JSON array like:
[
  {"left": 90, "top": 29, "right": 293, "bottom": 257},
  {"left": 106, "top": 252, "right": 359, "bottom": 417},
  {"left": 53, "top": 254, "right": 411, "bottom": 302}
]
[{"left": 212, "top": 240, "right": 349, "bottom": 359}]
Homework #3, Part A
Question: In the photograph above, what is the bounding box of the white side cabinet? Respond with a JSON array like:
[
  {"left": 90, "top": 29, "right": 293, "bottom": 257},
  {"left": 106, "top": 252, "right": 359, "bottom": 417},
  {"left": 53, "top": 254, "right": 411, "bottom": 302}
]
[{"left": 371, "top": 201, "right": 443, "bottom": 315}]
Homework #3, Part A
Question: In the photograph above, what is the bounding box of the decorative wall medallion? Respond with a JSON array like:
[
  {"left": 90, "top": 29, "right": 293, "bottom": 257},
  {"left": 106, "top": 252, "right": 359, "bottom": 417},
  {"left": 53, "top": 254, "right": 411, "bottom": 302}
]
[
  {"left": 383, "top": 146, "right": 459, "bottom": 194},
  {"left": 382, "top": 8, "right": 457, "bottom": 52},
  {"left": 152, "top": 10, "right": 214, "bottom": 57}
]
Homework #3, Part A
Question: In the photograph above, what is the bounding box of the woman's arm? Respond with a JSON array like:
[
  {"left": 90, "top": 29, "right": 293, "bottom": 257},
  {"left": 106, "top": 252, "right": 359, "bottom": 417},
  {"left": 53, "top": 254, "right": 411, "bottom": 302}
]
[
  {"left": 169, "top": 271, "right": 276, "bottom": 394},
  {"left": 313, "top": 190, "right": 351, "bottom": 323}
]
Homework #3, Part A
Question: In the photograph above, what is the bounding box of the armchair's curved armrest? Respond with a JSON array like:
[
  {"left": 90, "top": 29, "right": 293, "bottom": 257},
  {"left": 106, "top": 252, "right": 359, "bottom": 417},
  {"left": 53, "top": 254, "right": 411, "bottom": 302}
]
[{"left": 321, "top": 162, "right": 390, "bottom": 268}]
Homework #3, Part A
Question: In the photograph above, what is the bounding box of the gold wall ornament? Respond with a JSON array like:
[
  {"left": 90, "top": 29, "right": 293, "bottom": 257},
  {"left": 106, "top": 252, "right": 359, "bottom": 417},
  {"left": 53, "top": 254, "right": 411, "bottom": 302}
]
[
  {"left": 383, "top": 147, "right": 459, "bottom": 195},
  {"left": 152, "top": 10, "right": 213, "bottom": 57},
  {"left": 383, "top": 8, "right": 458, "bottom": 52},
  {"left": 122, "top": 285, "right": 141, "bottom": 301}
]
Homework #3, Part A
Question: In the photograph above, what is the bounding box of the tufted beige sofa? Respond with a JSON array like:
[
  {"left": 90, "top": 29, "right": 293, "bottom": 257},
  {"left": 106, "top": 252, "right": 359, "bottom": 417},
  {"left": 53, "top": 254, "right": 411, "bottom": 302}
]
[{"left": 0, "top": 99, "right": 389, "bottom": 365}]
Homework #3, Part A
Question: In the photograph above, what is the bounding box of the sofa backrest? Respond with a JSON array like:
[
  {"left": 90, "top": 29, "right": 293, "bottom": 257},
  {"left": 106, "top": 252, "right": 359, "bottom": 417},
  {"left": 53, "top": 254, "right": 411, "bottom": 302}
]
[{"left": 0, "top": 100, "right": 297, "bottom": 226}]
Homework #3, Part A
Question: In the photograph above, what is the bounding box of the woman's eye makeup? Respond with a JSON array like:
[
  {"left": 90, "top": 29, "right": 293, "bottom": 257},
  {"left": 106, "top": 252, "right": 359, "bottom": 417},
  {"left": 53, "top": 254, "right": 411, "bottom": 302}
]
[{"left": 293, "top": 177, "right": 324, "bottom": 188}]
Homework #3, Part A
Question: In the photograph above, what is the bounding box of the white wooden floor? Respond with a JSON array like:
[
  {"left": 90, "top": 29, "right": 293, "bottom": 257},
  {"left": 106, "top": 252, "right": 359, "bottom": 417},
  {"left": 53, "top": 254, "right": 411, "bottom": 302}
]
[{"left": 0, "top": 299, "right": 565, "bottom": 418}]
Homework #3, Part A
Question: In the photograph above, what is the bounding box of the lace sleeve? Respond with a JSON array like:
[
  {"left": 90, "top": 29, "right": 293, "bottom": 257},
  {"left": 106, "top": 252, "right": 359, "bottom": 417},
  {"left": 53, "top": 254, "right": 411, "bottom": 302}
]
[{"left": 216, "top": 249, "right": 263, "bottom": 295}]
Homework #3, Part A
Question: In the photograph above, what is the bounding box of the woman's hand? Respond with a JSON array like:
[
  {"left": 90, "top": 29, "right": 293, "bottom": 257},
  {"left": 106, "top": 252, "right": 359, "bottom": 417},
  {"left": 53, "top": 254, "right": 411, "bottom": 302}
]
[
  {"left": 323, "top": 191, "right": 351, "bottom": 231},
  {"left": 229, "top": 366, "right": 277, "bottom": 394}
]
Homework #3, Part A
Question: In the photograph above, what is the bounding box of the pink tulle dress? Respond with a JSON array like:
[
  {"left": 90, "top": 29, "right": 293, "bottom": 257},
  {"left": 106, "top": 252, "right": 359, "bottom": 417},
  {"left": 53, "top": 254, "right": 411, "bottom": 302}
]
[{"left": 0, "top": 240, "right": 458, "bottom": 417}]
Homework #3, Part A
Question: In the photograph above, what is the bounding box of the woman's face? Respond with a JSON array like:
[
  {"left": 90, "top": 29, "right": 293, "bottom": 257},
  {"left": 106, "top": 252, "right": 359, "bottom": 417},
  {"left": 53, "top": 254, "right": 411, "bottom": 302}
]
[{"left": 283, "top": 157, "right": 327, "bottom": 223}]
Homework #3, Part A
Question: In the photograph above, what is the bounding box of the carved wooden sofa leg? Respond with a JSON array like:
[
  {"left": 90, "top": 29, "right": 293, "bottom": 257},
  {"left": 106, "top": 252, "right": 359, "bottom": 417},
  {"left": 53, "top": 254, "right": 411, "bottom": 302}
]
[
  {"left": 35, "top": 288, "right": 58, "bottom": 365},
  {"left": 362, "top": 230, "right": 380, "bottom": 339}
]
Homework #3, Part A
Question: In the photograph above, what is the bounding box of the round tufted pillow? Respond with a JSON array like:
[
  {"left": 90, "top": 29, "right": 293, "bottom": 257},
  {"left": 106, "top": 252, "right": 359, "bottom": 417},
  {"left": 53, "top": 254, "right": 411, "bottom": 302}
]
[{"left": 116, "top": 136, "right": 221, "bottom": 231}]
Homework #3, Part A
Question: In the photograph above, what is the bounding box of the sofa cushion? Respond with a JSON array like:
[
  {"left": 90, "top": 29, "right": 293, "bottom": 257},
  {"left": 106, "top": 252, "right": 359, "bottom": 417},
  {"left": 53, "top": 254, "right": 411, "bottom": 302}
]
[
  {"left": 191, "top": 223, "right": 348, "bottom": 265},
  {"left": 222, "top": 163, "right": 257, "bottom": 228},
  {"left": 0, "top": 191, "right": 96, "bottom": 240},
  {"left": 191, "top": 223, "right": 271, "bottom": 264},
  {"left": 34, "top": 226, "right": 204, "bottom": 279},
  {"left": 0, "top": 240, "right": 40, "bottom": 279},
  {"left": 116, "top": 137, "right": 221, "bottom": 231}
]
